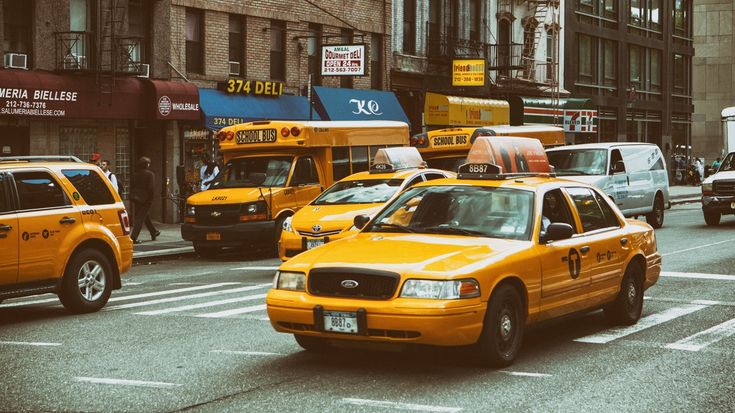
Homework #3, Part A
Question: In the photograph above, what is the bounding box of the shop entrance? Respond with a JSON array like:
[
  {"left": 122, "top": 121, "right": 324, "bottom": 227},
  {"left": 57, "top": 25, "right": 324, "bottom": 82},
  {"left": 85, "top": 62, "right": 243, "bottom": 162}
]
[{"left": 0, "top": 127, "right": 30, "bottom": 156}]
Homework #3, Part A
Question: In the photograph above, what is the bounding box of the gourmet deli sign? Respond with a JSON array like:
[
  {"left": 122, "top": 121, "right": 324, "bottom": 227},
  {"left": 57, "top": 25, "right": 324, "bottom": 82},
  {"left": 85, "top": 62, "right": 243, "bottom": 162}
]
[{"left": 321, "top": 44, "right": 366, "bottom": 76}]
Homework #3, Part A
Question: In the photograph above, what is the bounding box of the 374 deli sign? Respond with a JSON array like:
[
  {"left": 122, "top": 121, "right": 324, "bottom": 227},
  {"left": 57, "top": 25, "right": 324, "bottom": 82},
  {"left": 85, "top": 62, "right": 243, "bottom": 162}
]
[{"left": 321, "top": 44, "right": 365, "bottom": 76}]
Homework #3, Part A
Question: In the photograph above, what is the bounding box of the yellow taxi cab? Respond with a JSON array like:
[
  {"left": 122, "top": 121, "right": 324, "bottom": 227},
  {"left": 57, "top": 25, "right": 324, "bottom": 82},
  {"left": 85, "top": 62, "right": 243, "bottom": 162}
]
[
  {"left": 266, "top": 137, "right": 661, "bottom": 367},
  {"left": 0, "top": 156, "right": 132, "bottom": 313},
  {"left": 278, "top": 147, "right": 453, "bottom": 260}
]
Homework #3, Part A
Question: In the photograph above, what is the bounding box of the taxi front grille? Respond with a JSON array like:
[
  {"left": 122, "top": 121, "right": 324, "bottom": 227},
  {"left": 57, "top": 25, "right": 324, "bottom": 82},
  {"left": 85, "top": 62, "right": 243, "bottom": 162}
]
[
  {"left": 195, "top": 204, "right": 240, "bottom": 226},
  {"left": 308, "top": 268, "right": 400, "bottom": 300},
  {"left": 713, "top": 180, "right": 735, "bottom": 196},
  {"left": 297, "top": 229, "right": 342, "bottom": 237}
]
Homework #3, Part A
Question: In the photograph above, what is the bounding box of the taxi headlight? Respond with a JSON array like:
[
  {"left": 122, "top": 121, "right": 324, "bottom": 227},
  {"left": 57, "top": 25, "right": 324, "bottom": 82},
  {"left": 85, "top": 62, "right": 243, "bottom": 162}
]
[
  {"left": 400, "top": 279, "right": 480, "bottom": 299},
  {"left": 274, "top": 271, "right": 306, "bottom": 291},
  {"left": 283, "top": 216, "right": 294, "bottom": 233},
  {"left": 185, "top": 205, "right": 196, "bottom": 216}
]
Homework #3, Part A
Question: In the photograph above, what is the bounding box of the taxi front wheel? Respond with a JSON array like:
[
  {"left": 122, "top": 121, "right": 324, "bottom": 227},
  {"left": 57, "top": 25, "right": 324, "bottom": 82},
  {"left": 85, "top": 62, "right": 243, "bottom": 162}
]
[
  {"left": 604, "top": 263, "right": 644, "bottom": 325},
  {"left": 58, "top": 249, "right": 113, "bottom": 314},
  {"left": 476, "top": 284, "right": 525, "bottom": 368}
]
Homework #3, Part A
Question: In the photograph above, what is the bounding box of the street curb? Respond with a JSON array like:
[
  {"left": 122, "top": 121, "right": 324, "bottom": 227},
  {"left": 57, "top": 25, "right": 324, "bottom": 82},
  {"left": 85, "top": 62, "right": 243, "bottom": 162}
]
[
  {"left": 133, "top": 247, "right": 196, "bottom": 264},
  {"left": 671, "top": 197, "right": 701, "bottom": 205}
]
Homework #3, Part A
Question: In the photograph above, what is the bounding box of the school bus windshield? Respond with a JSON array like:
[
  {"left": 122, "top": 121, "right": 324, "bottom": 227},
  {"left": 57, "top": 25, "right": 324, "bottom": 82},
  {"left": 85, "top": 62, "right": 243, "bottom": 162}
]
[{"left": 210, "top": 156, "right": 293, "bottom": 188}]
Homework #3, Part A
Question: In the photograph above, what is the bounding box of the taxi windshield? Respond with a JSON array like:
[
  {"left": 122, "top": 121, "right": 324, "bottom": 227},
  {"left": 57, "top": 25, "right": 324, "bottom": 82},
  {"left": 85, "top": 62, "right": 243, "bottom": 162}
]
[
  {"left": 313, "top": 179, "right": 404, "bottom": 205},
  {"left": 426, "top": 157, "right": 466, "bottom": 173},
  {"left": 719, "top": 153, "right": 735, "bottom": 172},
  {"left": 210, "top": 156, "right": 292, "bottom": 188},
  {"left": 547, "top": 149, "right": 608, "bottom": 176},
  {"left": 366, "top": 185, "right": 535, "bottom": 241}
]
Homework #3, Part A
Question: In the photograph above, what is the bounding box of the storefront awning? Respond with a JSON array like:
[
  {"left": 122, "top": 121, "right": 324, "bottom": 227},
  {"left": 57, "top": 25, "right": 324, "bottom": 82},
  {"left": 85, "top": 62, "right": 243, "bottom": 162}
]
[
  {"left": 0, "top": 69, "right": 146, "bottom": 120},
  {"left": 312, "top": 86, "right": 409, "bottom": 124},
  {"left": 199, "top": 88, "right": 319, "bottom": 131},
  {"left": 508, "top": 96, "right": 597, "bottom": 133},
  {"left": 148, "top": 80, "right": 200, "bottom": 120},
  {"left": 424, "top": 92, "right": 509, "bottom": 127}
]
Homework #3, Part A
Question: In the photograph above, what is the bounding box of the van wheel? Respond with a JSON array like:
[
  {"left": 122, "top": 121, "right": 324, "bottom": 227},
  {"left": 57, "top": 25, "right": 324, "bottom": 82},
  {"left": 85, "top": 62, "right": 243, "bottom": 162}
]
[
  {"left": 58, "top": 249, "right": 113, "bottom": 314},
  {"left": 476, "top": 284, "right": 524, "bottom": 367},
  {"left": 704, "top": 211, "right": 721, "bottom": 226},
  {"left": 194, "top": 243, "right": 221, "bottom": 258},
  {"left": 604, "top": 263, "right": 644, "bottom": 325},
  {"left": 294, "top": 334, "right": 330, "bottom": 352},
  {"left": 646, "top": 195, "right": 664, "bottom": 229}
]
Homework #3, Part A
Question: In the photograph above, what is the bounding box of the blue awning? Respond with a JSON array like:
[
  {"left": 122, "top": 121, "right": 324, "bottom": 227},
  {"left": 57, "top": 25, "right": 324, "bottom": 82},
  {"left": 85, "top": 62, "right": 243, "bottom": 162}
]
[
  {"left": 199, "top": 88, "right": 320, "bottom": 130},
  {"left": 312, "top": 86, "right": 410, "bottom": 125}
]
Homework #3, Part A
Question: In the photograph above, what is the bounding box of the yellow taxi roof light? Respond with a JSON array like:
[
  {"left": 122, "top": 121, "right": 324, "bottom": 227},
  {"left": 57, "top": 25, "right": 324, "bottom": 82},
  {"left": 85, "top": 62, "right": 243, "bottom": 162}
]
[
  {"left": 458, "top": 136, "right": 552, "bottom": 179},
  {"left": 371, "top": 147, "right": 425, "bottom": 173}
]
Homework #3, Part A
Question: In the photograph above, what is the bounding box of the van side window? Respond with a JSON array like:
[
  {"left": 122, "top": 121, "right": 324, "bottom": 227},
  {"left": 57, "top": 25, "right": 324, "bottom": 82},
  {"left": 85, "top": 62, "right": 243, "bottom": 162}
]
[
  {"left": 61, "top": 169, "right": 116, "bottom": 206},
  {"left": 13, "top": 171, "right": 69, "bottom": 210},
  {"left": 291, "top": 157, "right": 319, "bottom": 186},
  {"left": 609, "top": 149, "right": 623, "bottom": 174},
  {"left": 541, "top": 189, "right": 576, "bottom": 234},
  {"left": 566, "top": 187, "right": 611, "bottom": 232},
  {"left": 594, "top": 191, "right": 621, "bottom": 228},
  {"left": 332, "top": 147, "right": 350, "bottom": 181}
]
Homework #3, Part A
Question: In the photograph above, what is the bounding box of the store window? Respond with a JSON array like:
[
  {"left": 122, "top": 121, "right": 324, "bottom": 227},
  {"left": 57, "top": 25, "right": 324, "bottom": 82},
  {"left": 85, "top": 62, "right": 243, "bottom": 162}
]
[
  {"left": 60, "top": 127, "right": 96, "bottom": 162},
  {"left": 599, "top": 108, "right": 618, "bottom": 142},
  {"left": 308, "top": 23, "right": 322, "bottom": 86},
  {"left": 270, "top": 20, "right": 286, "bottom": 81},
  {"left": 340, "top": 28, "right": 354, "bottom": 88},
  {"left": 229, "top": 15, "right": 245, "bottom": 77},
  {"left": 185, "top": 8, "right": 204, "bottom": 74},
  {"left": 371, "top": 34, "right": 383, "bottom": 90},
  {"left": 626, "top": 110, "right": 661, "bottom": 146},
  {"left": 403, "top": 0, "right": 416, "bottom": 54}
]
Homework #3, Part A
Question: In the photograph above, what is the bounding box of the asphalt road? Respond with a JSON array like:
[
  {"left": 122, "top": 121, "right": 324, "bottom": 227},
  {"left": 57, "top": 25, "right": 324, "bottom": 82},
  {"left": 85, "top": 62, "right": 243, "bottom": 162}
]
[{"left": 1, "top": 202, "right": 734, "bottom": 412}]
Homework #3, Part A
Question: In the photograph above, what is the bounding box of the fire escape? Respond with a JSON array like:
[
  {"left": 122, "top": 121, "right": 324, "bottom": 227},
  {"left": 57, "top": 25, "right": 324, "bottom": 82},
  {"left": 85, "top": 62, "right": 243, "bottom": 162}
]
[{"left": 97, "top": 0, "right": 127, "bottom": 98}]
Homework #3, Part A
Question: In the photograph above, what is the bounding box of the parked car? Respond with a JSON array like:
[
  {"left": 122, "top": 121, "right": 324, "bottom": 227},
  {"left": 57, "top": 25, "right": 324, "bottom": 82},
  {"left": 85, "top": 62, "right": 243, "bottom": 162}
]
[
  {"left": 701, "top": 151, "right": 735, "bottom": 225},
  {"left": 546, "top": 143, "right": 670, "bottom": 228}
]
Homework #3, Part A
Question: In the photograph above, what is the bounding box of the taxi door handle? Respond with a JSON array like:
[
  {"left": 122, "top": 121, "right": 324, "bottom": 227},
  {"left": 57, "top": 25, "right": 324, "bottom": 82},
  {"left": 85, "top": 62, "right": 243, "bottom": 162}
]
[
  {"left": 620, "top": 238, "right": 628, "bottom": 246},
  {"left": 580, "top": 246, "right": 590, "bottom": 254},
  {"left": 59, "top": 217, "right": 76, "bottom": 224},
  {"left": 0, "top": 224, "right": 11, "bottom": 231}
]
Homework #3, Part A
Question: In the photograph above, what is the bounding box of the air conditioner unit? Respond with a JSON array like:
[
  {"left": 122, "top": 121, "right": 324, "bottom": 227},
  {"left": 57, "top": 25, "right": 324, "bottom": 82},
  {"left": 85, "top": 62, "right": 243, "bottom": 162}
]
[
  {"left": 62, "top": 54, "right": 87, "bottom": 70},
  {"left": 228, "top": 61, "right": 241, "bottom": 76},
  {"left": 136, "top": 63, "right": 150, "bottom": 78},
  {"left": 4, "top": 53, "right": 28, "bottom": 69}
]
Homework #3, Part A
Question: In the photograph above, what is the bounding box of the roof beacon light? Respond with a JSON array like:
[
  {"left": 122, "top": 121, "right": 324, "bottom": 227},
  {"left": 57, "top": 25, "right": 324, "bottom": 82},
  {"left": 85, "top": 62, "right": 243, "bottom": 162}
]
[
  {"left": 370, "top": 147, "right": 425, "bottom": 174},
  {"left": 458, "top": 136, "right": 552, "bottom": 180}
]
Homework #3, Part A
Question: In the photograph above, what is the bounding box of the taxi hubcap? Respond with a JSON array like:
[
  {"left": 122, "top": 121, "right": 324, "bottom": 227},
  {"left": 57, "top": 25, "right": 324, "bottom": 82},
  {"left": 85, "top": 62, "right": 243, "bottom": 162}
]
[
  {"left": 77, "top": 260, "right": 106, "bottom": 302},
  {"left": 500, "top": 314, "right": 512, "bottom": 339},
  {"left": 627, "top": 282, "right": 637, "bottom": 305}
]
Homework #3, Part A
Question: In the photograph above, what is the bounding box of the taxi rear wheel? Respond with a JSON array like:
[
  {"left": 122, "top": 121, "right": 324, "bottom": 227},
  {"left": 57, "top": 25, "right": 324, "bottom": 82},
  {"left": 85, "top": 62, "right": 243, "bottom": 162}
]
[
  {"left": 604, "top": 263, "right": 644, "bottom": 325},
  {"left": 194, "top": 243, "right": 221, "bottom": 258},
  {"left": 294, "top": 334, "right": 330, "bottom": 352},
  {"left": 58, "top": 249, "right": 113, "bottom": 314},
  {"left": 476, "top": 284, "right": 524, "bottom": 367}
]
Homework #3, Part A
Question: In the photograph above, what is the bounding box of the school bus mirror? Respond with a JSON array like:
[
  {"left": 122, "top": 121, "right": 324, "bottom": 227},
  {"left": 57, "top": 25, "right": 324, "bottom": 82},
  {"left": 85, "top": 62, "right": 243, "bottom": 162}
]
[{"left": 353, "top": 214, "right": 370, "bottom": 230}]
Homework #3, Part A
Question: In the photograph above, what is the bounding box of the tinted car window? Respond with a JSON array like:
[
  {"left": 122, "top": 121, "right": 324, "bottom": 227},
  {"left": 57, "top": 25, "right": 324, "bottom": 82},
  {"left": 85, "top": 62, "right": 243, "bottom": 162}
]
[
  {"left": 62, "top": 169, "right": 116, "bottom": 205},
  {"left": 13, "top": 171, "right": 69, "bottom": 210},
  {"left": 594, "top": 191, "right": 621, "bottom": 228},
  {"left": 0, "top": 173, "right": 10, "bottom": 213},
  {"left": 566, "top": 187, "right": 610, "bottom": 232}
]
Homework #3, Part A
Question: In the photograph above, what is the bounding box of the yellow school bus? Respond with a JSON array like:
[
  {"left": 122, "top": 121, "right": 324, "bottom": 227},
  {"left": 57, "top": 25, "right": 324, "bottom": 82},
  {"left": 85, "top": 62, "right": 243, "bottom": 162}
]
[
  {"left": 410, "top": 125, "right": 565, "bottom": 172},
  {"left": 181, "top": 120, "right": 408, "bottom": 257}
]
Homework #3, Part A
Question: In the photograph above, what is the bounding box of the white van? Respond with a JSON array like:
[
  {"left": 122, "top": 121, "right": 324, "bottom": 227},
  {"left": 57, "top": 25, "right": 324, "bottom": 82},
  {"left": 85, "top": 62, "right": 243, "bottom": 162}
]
[{"left": 546, "top": 142, "right": 670, "bottom": 228}]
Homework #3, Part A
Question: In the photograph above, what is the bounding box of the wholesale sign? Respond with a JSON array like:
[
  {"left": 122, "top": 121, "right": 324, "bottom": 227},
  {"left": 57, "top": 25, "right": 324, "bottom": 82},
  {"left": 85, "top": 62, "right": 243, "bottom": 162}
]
[
  {"left": 452, "top": 59, "right": 485, "bottom": 87},
  {"left": 321, "top": 44, "right": 365, "bottom": 76}
]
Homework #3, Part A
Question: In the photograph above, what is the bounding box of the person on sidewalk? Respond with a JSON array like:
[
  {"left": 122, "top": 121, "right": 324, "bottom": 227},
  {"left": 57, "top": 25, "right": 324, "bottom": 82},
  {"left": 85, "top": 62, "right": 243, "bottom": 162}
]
[
  {"left": 130, "top": 156, "right": 160, "bottom": 244},
  {"left": 88, "top": 152, "right": 101, "bottom": 167},
  {"left": 712, "top": 157, "right": 722, "bottom": 171},
  {"left": 100, "top": 159, "right": 119, "bottom": 193},
  {"left": 199, "top": 153, "right": 220, "bottom": 192}
]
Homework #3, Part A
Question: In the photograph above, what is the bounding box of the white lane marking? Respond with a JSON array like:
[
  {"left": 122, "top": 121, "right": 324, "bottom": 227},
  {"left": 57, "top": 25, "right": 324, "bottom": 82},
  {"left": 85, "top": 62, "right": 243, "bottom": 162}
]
[
  {"left": 666, "top": 317, "right": 735, "bottom": 352},
  {"left": 337, "top": 398, "right": 462, "bottom": 413},
  {"left": 662, "top": 238, "right": 735, "bottom": 257},
  {"left": 0, "top": 296, "right": 59, "bottom": 308},
  {"left": 122, "top": 282, "right": 143, "bottom": 286},
  {"left": 0, "top": 341, "right": 62, "bottom": 347},
  {"left": 134, "top": 293, "right": 267, "bottom": 315},
  {"left": 74, "top": 377, "right": 181, "bottom": 389},
  {"left": 660, "top": 272, "right": 735, "bottom": 281},
  {"left": 574, "top": 304, "right": 708, "bottom": 344},
  {"left": 500, "top": 371, "right": 552, "bottom": 378},
  {"left": 229, "top": 266, "right": 279, "bottom": 271},
  {"left": 194, "top": 304, "right": 267, "bottom": 318},
  {"left": 210, "top": 350, "right": 282, "bottom": 356},
  {"left": 104, "top": 284, "right": 271, "bottom": 311}
]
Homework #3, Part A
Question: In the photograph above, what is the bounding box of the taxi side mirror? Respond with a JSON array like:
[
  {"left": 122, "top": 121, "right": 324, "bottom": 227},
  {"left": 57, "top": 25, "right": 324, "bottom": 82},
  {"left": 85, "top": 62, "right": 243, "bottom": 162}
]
[
  {"left": 542, "top": 223, "right": 574, "bottom": 244},
  {"left": 353, "top": 214, "right": 370, "bottom": 230},
  {"left": 612, "top": 160, "right": 626, "bottom": 175}
]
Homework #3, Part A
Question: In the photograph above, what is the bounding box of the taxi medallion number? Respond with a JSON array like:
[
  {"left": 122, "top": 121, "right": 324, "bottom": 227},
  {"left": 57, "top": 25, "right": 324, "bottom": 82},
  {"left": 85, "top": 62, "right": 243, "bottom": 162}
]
[
  {"left": 306, "top": 238, "right": 325, "bottom": 250},
  {"left": 206, "top": 232, "right": 221, "bottom": 241},
  {"left": 324, "top": 311, "right": 358, "bottom": 334}
]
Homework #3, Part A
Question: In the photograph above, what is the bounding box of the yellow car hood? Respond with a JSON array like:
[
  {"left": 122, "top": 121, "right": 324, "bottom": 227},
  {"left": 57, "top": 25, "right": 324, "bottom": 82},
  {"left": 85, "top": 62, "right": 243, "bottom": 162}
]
[
  {"left": 186, "top": 187, "right": 280, "bottom": 205},
  {"left": 293, "top": 204, "right": 384, "bottom": 233},
  {"left": 283, "top": 232, "right": 529, "bottom": 276}
]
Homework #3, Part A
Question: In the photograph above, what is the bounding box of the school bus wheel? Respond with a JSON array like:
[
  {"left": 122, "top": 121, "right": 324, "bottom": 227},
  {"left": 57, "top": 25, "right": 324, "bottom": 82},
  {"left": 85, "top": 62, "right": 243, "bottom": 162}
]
[
  {"left": 58, "top": 248, "right": 113, "bottom": 314},
  {"left": 475, "top": 283, "right": 525, "bottom": 367}
]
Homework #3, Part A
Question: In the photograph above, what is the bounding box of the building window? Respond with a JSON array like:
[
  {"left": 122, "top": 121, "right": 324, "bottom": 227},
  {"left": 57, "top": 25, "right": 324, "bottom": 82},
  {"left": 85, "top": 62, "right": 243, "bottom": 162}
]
[
  {"left": 402, "top": 0, "right": 416, "bottom": 54},
  {"left": 578, "top": 34, "right": 596, "bottom": 83},
  {"left": 229, "top": 15, "right": 245, "bottom": 77},
  {"left": 185, "top": 8, "right": 204, "bottom": 74},
  {"left": 546, "top": 29, "right": 557, "bottom": 83},
  {"left": 599, "top": 108, "right": 618, "bottom": 142},
  {"left": 69, "top": 0, "right": 89, "bottom": 60},
  {"left": 469, "top": 0, "right": 482, "bottom": 42},
  {"left": 673, "top": 54, "right": 691, "bottom": 103},
  {"left": 576, "top": 0, "right": 617, "bottom": 28},
  {"left": 371, "top": 34, "right": 383, "bottom": 89},
  {"left": 577, "top": 35, "right": 616, "bottom": 96},
  {"left": 629, "top": 46, "right": 661, "bottom": 99},
  {"left": 629, "top": 0, "right": 661, "bottom": 36},
  {"left": 308, "top": 23, "right": 322, "bottom": 86},
  {"left": 673, "top": 0, "right": 690, "bottom": 38},
  {"left": 3, "top": 1, "right": 32, "bottom": 57},
  {"left": 270, "top": 20, "right": 286, "bottom": 81},
  {"left": 340, "top": 28, "right": 353, "bottom": 89},
  {"left": 127, "top": 0, "right": 149, "bottom": 67}
]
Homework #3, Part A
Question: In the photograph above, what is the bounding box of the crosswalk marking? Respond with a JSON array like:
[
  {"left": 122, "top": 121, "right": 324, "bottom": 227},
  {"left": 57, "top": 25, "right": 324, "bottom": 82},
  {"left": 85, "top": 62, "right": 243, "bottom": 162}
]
[
  {"left": 0, "top": 295, "right": 58, "bottom": 308},
  {"left": 104, "top": 284, "right": 271, "bottom": 311},
  {"left": 133, "top": 293, "right": 267, "bottom": 316},
  {"left": 194, "top": 304, "right": 267, "bottom": 318},
  {"left": 666, "top": 317, "right": 735, "bottom": 352},
  {"left": 660, "top": 272, "right": 735, "bottom": 281},
  {"left": 574, "top": 304, "right": 708, "bottom": 344}
]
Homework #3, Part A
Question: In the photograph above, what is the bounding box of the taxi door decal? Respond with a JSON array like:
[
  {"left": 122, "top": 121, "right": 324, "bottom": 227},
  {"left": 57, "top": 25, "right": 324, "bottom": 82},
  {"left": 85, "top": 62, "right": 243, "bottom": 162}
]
[{"left": 562, "top": 248, "right": 581, "bottom": 279}]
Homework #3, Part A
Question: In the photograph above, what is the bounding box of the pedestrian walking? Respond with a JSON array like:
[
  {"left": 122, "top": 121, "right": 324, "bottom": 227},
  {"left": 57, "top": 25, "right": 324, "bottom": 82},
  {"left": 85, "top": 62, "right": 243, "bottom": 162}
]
[
  {"left": 199, "top": 153, "right": 220, "bottom": 192},
  {"left": 100, "top": 159, "right": 119, "bottom": 193},
  {"left": 88, "top": 152, "right": 101, "bottom": 167},
  {"left": 130, "top": 156, "right": 160, "bottom": 244}
]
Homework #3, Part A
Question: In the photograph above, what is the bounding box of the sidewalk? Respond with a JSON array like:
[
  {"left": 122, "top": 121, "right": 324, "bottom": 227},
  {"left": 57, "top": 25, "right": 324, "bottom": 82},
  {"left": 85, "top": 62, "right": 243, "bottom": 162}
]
[
  {"left": 132, "top": 222, "right": 193, "bottom": 261},
  {"left": 669, "top": 185, "right": 701, "bottom": 204}
]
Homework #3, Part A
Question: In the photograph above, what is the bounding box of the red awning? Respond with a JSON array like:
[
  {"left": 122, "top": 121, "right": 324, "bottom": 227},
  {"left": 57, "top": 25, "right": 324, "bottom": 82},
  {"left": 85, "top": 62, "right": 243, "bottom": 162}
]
[
  {"left": 0, "top": 69, "right": 147, "bottom": 120},
  {"left": 147, "top": 79, "right": 200, "bottom": 120}
]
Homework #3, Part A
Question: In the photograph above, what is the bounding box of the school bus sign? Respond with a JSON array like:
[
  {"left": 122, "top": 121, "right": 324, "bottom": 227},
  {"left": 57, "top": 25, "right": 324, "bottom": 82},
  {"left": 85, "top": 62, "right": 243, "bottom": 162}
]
[{"left": 452, "top": 59, "right": 485, "bottom": 87}]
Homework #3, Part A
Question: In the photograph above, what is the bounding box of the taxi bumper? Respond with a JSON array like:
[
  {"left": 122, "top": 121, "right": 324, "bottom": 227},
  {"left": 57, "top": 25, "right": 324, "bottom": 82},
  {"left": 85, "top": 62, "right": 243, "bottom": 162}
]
[
  {"left": 278, "top": 230, "right": 353, "bottom": 261},
  {"left": 118, "top": 236, "right": 133, "bottom": 276},
  {"left": 645, "top": 251, "right": 662, "bottom": 290},
  {"left": 702, "top": 195, "right": 735, "bottom": 215},
  {"left": 181, "top": 221, "right": 276, "bottom": 247},
  {"left": 266, "top": 290, "right": 486, "bottom": 346}
]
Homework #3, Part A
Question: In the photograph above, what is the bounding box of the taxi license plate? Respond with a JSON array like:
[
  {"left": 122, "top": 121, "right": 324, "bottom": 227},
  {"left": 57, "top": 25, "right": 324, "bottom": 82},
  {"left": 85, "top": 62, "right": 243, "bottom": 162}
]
[
  {"left": 306, "top": 238, "right": 325, "bottom": 250},
  {"left": 206, "top": 232, "right": 221, "bottom": 241},
  {"left": 324, "top": 311, "right": 358, "bottom": 334}
]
